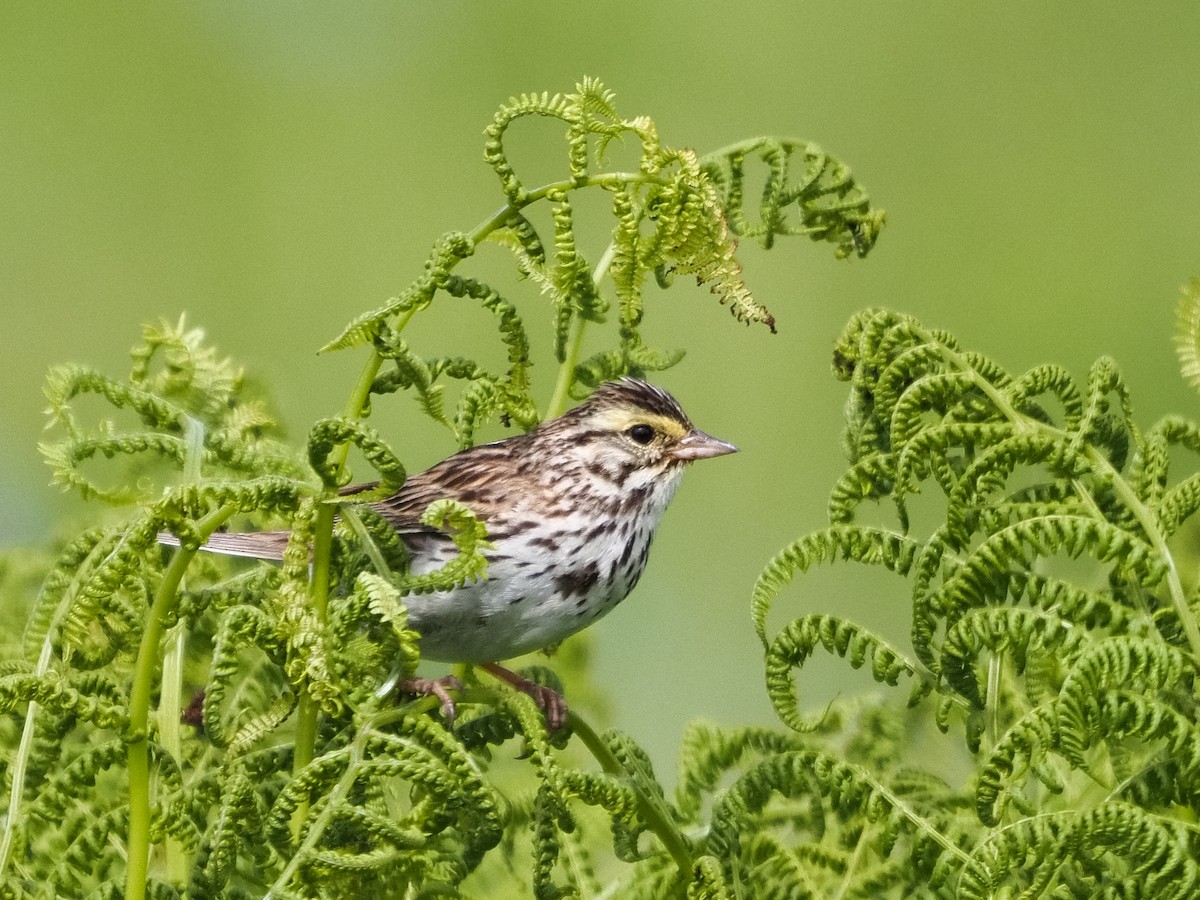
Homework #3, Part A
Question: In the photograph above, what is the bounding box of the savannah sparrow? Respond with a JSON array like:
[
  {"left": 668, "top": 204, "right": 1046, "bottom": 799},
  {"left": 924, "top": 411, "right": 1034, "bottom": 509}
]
[{"left": 173, "top": 378, "right": 736, "bottom": 726}]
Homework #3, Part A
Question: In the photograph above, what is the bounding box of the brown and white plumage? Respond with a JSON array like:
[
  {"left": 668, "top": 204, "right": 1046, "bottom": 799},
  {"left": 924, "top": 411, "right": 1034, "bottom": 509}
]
[{"left": 165, "top": 379, "right": 735, "bottom": 698}]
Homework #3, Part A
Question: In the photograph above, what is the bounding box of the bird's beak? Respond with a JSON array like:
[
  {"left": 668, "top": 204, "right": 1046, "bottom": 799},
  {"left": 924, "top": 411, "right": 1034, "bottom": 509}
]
[{"left": 669, "top": 428, "right": 739, "bottom": 461}]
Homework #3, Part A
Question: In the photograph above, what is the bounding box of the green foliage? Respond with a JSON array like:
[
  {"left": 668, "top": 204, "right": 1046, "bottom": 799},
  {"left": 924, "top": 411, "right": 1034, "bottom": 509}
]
[
  {"left": 11, "top": 72, "right": 1197, "bottom": 899},
  {"left": 754, "top": 308, "right": 1200, "bottom": 896},
  {"left": 0, "top": 78, "right": 883, "bottom": 898},
  {"left": 1176, "top": 276, "right": 1200, "bottom": 394}
]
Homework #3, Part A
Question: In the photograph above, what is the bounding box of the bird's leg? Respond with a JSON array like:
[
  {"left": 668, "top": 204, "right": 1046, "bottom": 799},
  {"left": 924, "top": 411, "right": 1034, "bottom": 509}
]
[
  {"left": 394, "top": 675, "right": 463, "bottom": 724},
  {"left": 479, "top": 662, "right": 569, "bottom": 730}
]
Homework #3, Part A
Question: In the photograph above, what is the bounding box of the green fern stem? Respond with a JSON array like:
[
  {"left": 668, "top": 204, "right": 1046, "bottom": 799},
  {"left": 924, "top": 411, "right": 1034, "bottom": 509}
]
[
  {"left": 0, "top": 535, "right": 117, "bottom": 879},
  {"left": 566, "top": 711, "right": 694, "bottom": 876},
  {"left": 269, "top": 698, "right": 445, "bottom": 898},
  {"left": 839, "top": 765, "right": 974, "bottom": 869},
  {"left": 1093, "top": 451, "right": 1200, "bottom": 659},
  {"left": 546, "top": 241, "right": 619, "bottom": 419},
  {"left": 933, "top": 342, "right": 1025, "bottom": 428},
  {"left": 126, "top": 501, "right": 240, "bottom": 900},
  {"left": 546, "top": 314, "right": 587, "bottom": 421},
  {"left": 291, "top": 305, "right": 419, "bottom": 833},
  {"left": 159, "top": 625, "right": 189, "bottom": 884},
  {"left": 291, "top": 345, "right": 389, "bottom": 814},
  {"left": 269, "top": 742, "right": 359, "bottom": 899},
  {"left": 160, "top": 420, "right": 202, "bottom": 886},
  {"left": 290, "top": 501, "right": 336, "bottom": 793}
]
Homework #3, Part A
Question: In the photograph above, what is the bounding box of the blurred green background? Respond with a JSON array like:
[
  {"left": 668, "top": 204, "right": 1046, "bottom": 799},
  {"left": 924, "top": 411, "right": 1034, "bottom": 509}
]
[{"left": 3, "top": 5, "right": 1199, "bottom": 772}]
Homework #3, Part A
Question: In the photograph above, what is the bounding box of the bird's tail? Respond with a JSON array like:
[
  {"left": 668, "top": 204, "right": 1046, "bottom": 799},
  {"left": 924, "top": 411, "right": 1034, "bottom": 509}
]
[{"left": 157, "top": 530, "right": 289, "bottom": 561}]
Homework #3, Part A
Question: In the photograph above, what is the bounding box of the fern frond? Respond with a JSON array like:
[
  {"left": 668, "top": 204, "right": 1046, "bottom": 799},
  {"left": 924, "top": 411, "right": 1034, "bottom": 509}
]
[
  {"left": 1175, "top": 277, "right": 1200, "bottom": 393},
  {"left": 940, "top": 606, "right": 1086, "bottom": 707},
  {"left": 752, "top": 526, "right": 919, "bottom": 647},
  {"left": 394, "top": 499, "right": 490, "bottom": 595},
  {"left": 705, "top": 749, "right": 965, "bottom": 891},
  {"left": 960, "top": 802, "right": 1200, "bottom": 899},
  {"left": 204, "top": 604, "right": 287, "bottom": 749},
  {"left": 130, "top": 315, "right": 244, "bottom": 417},
  {"left": 370, "top": 337, "right": 456, "bottom": 432},
  {"left": 495, "top": 210, "right": 547, "bottom": 265},
  {"left": 439, "top": 273, "right": 538, "bottom": 432},
  {"left": 43, "top": 363, "right": 184, "bottom": 439},
  {"left": 189, "top": 767, "right": 273, "bottom": 896},
  {"left": 892, "top": 421, "right": 1014, "bottom": 498},
  {"left": 736, "top": 835, "right": 823, "bottom": 900},
  {"left": 926, "top": 515, "right": 1167, "bottom": 640},
  {"left": 321, "top": 232, "right": 474, "bottom": 353},
  {"left": 686, "top": 855, "right": 733, "bottom": 900},
  {"left": 1073, "top": 355, "right": 1137, "bottom": 455},
  {"left": 608, "top": 185, "right": 647, "bottom": 329},
  {"left": 1002, "top": 362, "right": 1083, "bottom": 428},
  {"left": 1015, "top": 569, "right": 1135, "bottom": 631},
  {"left": 484, "top": 90, "right": 576, "bottom": 203},
  {"left": 1157, "top": 472, "right": 1200, "bottom": 537},
  {"left": 646, "top": 154, "right": 776, "bottom": 331},
  {"left": 570, "top": 335, "right": 686, "bottom": 397},
  {"left": 307, "top": 416, "right": 406, "bottom": 494},
  {"left": 674, "top": 722, "right": 807, "bottom": 819},
  {"left": 21, "top": 527, "right": 113, "bottom": 663},
  {"left": 826, "top": 452, "right": 906, "bottom": 527},
  {"left": 552, "top": 192, "right": 607, "bottom": 339},
  {"left": 871, "top": 342, "right": 954, "bottom": 422},
  {"left": 941, "top": 431, "right": 1089, "bottom": 536},
  {"left": 700, "top": 137, "right": 885, "bottom": 260},
  {"left": 559, "top": 768, "right": 644, "bottom": 865},
  {"left": 757, "top": 304, "right": 1200, "bottom": 896},
  {"left": 765, "top": 616, "right": 930, "bottom": 732},
  {"left": 1055, "top": 637, "right": 1193, "bottom": 763},
  {"left": 334, "top": 571, "right": 421, "bottom": 684}
]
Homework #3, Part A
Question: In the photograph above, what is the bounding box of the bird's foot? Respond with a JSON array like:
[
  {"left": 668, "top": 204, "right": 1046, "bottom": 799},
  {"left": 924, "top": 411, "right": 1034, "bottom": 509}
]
[
  {"left": 480, "top": 663, "right": 569, "bottom": 730},
  {"left": 394, "top": 675, "right": 463, "bottom": 724}
]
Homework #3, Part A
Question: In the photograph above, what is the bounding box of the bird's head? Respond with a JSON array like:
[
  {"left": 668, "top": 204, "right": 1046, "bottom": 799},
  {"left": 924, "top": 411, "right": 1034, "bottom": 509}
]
[{"left": 547, "top": 379, "right": 737, "bottom": 487}]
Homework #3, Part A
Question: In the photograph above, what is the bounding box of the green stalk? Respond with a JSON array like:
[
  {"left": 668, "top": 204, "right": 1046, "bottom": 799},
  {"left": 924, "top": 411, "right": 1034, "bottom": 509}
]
[
  {"left": 566, "top": 711, "right": 694, "bottom": 876},
  {"left": 546, "top": 314, "right": 587, "bottom": 421},
  {"left": 290, "top": 307, "right": 415, "bottom": 831},
  {"left": 158, "top": 417, "right": 204, "bottom": 884},
  {"left": 469, "top": 173, "right": 664, "bottom": 246},
  {"left": 269, "top": 744, "right": 358, "bottom": 899},
  {"left": 270, "top": 699, "right": 442, "bottom": 898},
  {"left": 288, "top": 501, "right": 337, "bottom": 839},
  {"left": 159, "top": 625, "right": 188, "bottom": 884},
  {"left": 0, "top": 537, "right": 118, "bottom": 879},
  {"left": 126, "top": 502, "right": 239, "bottom": 900},
  {"left": 545, "top": 240, "right": 619, "bottom": 420}
]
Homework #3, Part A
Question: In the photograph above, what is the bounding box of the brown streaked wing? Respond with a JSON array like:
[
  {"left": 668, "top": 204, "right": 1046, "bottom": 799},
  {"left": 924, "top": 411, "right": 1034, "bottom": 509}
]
[{"left": 354, "top": 432, "right": 539, "bottom": 533}]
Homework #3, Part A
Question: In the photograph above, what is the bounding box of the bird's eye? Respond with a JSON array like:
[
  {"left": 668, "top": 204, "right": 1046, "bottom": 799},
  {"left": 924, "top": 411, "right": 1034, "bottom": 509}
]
[{"left": 627, "top": 423, "right": 655, "bottom": 445}]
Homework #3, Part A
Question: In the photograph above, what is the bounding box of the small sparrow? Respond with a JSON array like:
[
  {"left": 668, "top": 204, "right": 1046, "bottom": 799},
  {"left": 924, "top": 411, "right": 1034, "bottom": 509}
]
[{"left": 168, "top": 379, "right": 736, "bottom": 726}]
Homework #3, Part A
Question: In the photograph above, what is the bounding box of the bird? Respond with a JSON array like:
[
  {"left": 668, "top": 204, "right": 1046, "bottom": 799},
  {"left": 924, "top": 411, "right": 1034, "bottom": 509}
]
[{"left": 164, "top": 378, "right": 737, "bottom": 727}]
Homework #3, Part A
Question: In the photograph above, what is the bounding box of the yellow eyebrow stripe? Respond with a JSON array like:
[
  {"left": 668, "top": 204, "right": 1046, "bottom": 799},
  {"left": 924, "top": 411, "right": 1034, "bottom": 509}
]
[{"left": 590, "top": 408, "right": 688, "bottom": 439}]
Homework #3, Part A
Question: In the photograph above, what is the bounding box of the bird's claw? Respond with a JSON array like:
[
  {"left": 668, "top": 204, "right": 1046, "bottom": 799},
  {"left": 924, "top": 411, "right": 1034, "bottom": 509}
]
[
  {"left": 395, "top": 675, "right": 464, "bottom": 724},
  {"left": 480, "top": 662, "right": 569, "bottom": 730},
  {"left": 395, "top": 667, "right": 570, "bottom": 730},
  {"left": 524, "top": 682, "right": 569, "bottom": 731}
]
